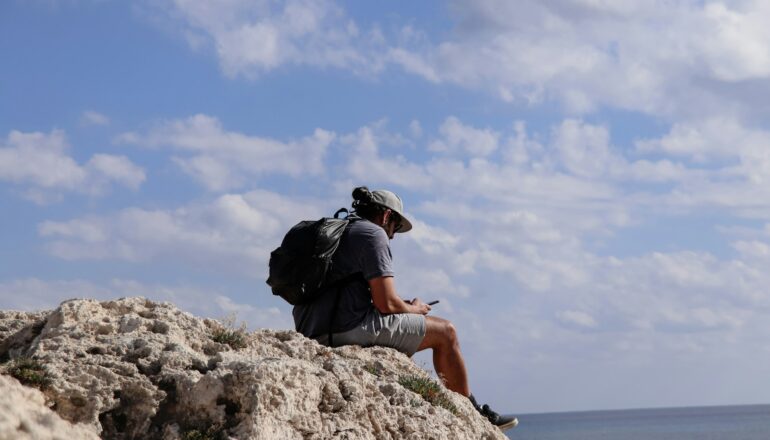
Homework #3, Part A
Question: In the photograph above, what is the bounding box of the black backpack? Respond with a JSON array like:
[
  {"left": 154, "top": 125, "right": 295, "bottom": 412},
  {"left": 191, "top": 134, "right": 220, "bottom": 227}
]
[{"left": 266, "top": 208, "right": 354, "bottom": 305}]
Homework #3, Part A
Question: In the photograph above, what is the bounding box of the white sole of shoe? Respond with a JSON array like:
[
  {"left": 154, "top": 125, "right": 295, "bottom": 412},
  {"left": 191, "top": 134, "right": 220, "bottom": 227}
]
[{"left": 498, "top": 417, "right": 519, "bottom": 431}]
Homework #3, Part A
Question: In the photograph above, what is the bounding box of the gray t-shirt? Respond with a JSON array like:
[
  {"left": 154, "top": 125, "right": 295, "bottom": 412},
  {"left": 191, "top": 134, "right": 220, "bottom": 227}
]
[{"left": 292, "top": 217, "right": 394, "bottom": 338}]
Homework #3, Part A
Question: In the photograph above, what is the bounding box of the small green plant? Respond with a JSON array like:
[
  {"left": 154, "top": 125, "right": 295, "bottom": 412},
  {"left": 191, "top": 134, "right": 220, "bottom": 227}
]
[
  {"left": 181, "top": 425, "right": 225, "bottom": 440},
  {"left": 398, "top": 375, "right": 457, "bottom": 415},
  {"left": 363, "top": 362, "right": 382, "bottom": 377},
  {"left": 210, "top": 315, "right": 249, "bottom": 350},
  {"left": 6, "top": 357, "right": 52, "bottom": 389}
]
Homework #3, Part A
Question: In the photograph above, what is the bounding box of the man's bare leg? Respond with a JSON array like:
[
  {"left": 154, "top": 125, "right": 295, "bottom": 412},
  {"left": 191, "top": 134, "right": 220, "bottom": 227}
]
[{"left": 416, "top": 315, "right": 470, "bottom": 396}]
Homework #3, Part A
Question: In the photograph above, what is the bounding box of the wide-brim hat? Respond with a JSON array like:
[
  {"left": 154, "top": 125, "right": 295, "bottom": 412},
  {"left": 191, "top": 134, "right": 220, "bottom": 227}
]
[{"left": 370, "top": 189, "right": 413, "bottom": 233}]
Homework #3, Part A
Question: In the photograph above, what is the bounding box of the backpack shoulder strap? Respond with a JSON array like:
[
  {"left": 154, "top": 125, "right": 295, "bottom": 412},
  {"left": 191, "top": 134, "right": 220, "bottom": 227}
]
[{"left": 333, "top": 207, "right": 362, "bottom": 223}]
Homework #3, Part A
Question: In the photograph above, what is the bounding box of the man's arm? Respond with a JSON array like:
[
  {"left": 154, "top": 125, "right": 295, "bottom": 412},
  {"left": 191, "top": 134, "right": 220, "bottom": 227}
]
[{"left": 369, "top": 276, "right": 431, "bottom": 315}]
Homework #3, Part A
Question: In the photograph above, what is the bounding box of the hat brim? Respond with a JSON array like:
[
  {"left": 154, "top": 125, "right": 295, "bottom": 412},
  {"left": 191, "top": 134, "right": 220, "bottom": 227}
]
[{"left": 395, "top": 215, "right": 412, "bottom": 233}]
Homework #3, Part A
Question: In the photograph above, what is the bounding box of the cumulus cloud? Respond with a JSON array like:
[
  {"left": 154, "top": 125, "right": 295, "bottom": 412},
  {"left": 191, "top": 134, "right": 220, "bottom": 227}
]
[
  {"left": 379, "top": 0, "right": 770, "bottom": 118},
  {"left": 80, "top": 110, "right": 110, "bottom": 126},
  {"left": 341, "top": 124, "right": 432, "bottom": 189},
  {"left": 86, "top": 154, "right": 146, "bottom": 189},
  {"left": 37, "top": 189, "right": 322, "bottom": 275},
  {"left": 0, "top": 130, "right": 85, "bottom": 189},
  {"left": 428, "top": 116, "right": 500, "bottom": 156},
  {"left": 116, "top": 114, "right": 334, "bottom": 191},
  {"left": 650, "top": 119, "right": 770, "bottom": 185},
  {"left": 477, "top": 246, "right": 767, "bottom": 368},
  {"left": 636, "top": 117, "right": 770, "bottom": 162},
  {"left": 632, "top": 118, "right": 770, "bottom": 215},
  {"left": 0, "top": 129, "right": 145, "bottom": 202},
  {"left": 732, "top": 240, "right": 770, "bottom": 259},
  {"left": 552, "top": 119, "right": 620, "bottom": 178},
  {"left": 557, "top": 310, "right": 598, "bottom": 329},
  {"left": 145, "top": 0, "right": 386, "bottom": 78},
  {"left": 142, "top": 0, "right": 770, "bottom": 122},
  {"left": 348, "top": 115, "right": 770, "bottom": 248},
  {"left": 409, "top": 120, "right": 423, "bottom": 139}
]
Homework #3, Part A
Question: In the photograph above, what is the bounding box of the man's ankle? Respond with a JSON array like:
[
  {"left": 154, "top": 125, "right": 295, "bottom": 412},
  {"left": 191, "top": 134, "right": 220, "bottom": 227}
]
[
  {"left": 468, "top": 394, "right": 482, "bottom": 411},
  {"left": 467, "top": 394, "right": 519, "bottom": 430}
]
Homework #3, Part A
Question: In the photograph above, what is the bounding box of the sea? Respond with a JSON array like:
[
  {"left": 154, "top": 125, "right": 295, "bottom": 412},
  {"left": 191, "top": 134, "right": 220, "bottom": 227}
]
[{"left": 506, "top": 404, "right": 770, "bottom": 440}]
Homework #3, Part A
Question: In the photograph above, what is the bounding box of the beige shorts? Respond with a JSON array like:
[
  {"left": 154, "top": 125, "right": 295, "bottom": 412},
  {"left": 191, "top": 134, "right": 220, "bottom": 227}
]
[{"left": 315, "top": 308, "right": 426, "bottom": 357}]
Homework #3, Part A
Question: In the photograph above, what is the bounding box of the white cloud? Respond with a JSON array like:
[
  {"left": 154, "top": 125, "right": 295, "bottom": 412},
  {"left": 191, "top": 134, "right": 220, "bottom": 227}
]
[
  {"left": 147, "top": 0, "right": 385, "bottom": 78},
  {"left": 395, "top": 268, "right": 470, "bottom": 299},
  {"left": 659, "top": 307, "right": 743, "bottom": 332},
  {"left": 143, "top": 0, "right": 770, "bottom": 122},
  {"left": 428, "top": 116, "right": 500, "bottom": 156},
  {"left": 647, "top": 118, "right": 770, "bottom": 188},
  {"left": 341, "top": 119, "right": 613, "bottom": 214},
  {"left": 0, "top": 130, "right": 85, "bottom": 189},
  {"left": 350, "top": 118, "right": 642, "bottom": 244},
  {"left": 635, "top": 117, "right": 769, "bottom": 162},
  {"left": 384, "top": 0, "right": 770, "bottom": 118},
  {"left": 325, "top": 114, "right": 770, "bottom": 304},
  {"left": 0, "top": 129, "right": 145, "bottom": 201},
  {"left": 37, "top": 189, "right": 321, "bottom": 275},
  {"left": 409, "top": 119, "right": 423, "bottom": 139},
  {"left": 700, "top": 2, "right": 770, "bottom": 82},
  {"left": 342, "top": 125, "right": 432, "bottom": 188},
  {"left": 557, "top": 310, "right": 598, "bottom": 329},
  {"left": 552, "top": 119, "right": 619, "bottom": 178},
  {"left": 86, "top": 154, "right": 146, "bottom": 190},
  {"left": 80, "top": 110, "right": 110, "bottom": 126},
  {"left": 116, "top": 114, "right": 334, "bottom": 191},
  {"left": 386, "top": 47, "right": 440, "bottom": 83},
  {"left": 407, "top": 218, "right": 460, "bottom": 255},
  {"left": 625, "top": 160, "right": 691, "bottom": 183},
  {"left": 631, "top": 118, "right": 770, "bottom": 214},
  {"left": 732, "top": 240, "right": 770, "bottom": 259}
]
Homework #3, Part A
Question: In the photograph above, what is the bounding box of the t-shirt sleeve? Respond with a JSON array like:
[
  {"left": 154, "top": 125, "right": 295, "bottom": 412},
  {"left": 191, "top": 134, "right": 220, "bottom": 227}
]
[{"left": 359, "top": 227, "right": 394, "bottom": 280}]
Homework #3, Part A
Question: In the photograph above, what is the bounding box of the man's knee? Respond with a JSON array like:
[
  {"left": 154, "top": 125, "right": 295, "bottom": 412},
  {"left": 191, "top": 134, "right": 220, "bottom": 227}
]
[
  {"left": 427, "top": 316, "right": 459, "bottom": 348},
  {"left": 443, "top": 321, "right": 459, "bottom": 347}
]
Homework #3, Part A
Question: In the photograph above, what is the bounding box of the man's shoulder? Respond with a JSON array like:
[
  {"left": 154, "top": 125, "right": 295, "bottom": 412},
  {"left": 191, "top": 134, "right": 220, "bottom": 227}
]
[
  {"left": 349, "top": 218, "right": 388, "bottom": 241},
  {"left": 349, "top": 218, "right": 382, "bottom": 234}
]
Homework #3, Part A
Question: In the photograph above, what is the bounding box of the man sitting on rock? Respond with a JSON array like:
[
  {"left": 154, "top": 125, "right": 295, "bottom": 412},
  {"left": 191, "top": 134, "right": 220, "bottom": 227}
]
[{"left": 293, "top": 186, "right": 517, "bottom": 430}]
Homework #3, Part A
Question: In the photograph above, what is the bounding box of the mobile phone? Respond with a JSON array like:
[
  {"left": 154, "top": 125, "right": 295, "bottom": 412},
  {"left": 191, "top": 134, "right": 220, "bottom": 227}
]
[{"left": 428, "top": 300, "right": 439, "bottom": 306}]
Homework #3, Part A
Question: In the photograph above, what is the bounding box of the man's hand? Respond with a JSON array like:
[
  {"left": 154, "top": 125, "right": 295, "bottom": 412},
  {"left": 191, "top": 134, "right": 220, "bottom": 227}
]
[{"left": 407, "top": 298, "right": 431, "bottom": 315}]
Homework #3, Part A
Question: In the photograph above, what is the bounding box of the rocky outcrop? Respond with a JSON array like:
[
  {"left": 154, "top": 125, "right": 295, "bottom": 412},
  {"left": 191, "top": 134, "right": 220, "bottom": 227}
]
[
  {"left": 0, "top": 374, "right": 100, "bottom": 440},
  {"left": 0, "top": 298, "right": 506, "bottom": 440}
]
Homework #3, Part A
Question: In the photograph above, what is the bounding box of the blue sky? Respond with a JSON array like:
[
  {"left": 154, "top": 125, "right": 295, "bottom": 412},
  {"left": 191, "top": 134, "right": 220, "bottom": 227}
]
[{"left": 3, "top": 0, "right": 770, "bottom": 414}]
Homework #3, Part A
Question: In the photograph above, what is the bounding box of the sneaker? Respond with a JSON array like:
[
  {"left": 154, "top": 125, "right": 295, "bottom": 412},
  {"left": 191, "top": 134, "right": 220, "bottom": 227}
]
[{"left": 469, "top": 395, "right": 519, "bottom": 431}]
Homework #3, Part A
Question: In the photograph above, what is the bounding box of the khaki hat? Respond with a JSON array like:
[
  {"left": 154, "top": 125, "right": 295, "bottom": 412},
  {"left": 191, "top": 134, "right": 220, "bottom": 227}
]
[{"left": 370, "top": 189, "right": 413, "bottom": 233}]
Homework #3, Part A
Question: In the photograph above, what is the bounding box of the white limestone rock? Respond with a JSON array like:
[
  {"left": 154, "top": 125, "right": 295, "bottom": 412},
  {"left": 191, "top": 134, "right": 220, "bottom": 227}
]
[
  {"left": 0, "top": 374, "right": 100, "bottom": 440},
  {"left": 0, "top": 297, "right": 506, "bottom": 440}
]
